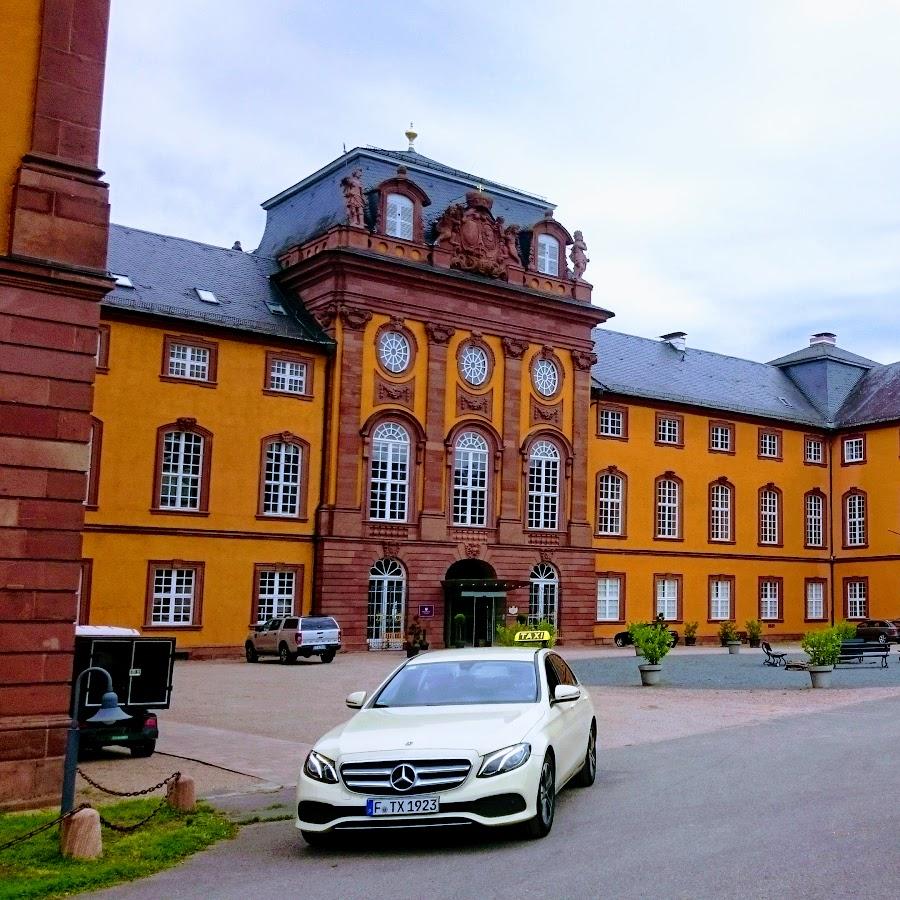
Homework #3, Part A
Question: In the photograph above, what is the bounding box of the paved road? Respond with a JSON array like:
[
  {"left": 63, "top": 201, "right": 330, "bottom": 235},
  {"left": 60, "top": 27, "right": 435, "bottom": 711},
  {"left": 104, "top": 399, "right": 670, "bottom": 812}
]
[{"left": 95, "top": 692, "right": 900, "bottom": 900}]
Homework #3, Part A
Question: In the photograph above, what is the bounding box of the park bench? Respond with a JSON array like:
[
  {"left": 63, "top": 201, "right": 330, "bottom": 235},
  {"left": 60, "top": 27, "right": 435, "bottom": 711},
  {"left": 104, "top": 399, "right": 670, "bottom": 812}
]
[
  {"left": 837, "top": 640, "right": 889, "bottom": 668},
  {"left": 761, "top": 640, "right": 786, "bottom": 667}
]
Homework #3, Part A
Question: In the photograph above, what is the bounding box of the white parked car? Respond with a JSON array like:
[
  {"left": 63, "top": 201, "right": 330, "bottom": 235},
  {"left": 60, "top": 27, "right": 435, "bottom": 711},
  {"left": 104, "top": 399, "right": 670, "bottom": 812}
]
[{"left": 296, "top": 647, "right": 597, "bottom": 843}]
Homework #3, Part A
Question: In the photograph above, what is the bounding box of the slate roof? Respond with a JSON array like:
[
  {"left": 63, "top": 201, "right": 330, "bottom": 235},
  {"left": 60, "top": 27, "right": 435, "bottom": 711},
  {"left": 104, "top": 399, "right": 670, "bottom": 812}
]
[
  {"left": 104, "top": 224, "right": 332, "bottom": 347},
  {"left": 834, "top": 361, "right": 900, "bottom": 427},
  {"left": 767, "top": 342, "right": 878, "bottom": 368},
  {"left": 256, "top": 147, "right": 561, "bottom": 259},
  {"left": 591, "top": 329, "right": 827, "bottom": 426}
]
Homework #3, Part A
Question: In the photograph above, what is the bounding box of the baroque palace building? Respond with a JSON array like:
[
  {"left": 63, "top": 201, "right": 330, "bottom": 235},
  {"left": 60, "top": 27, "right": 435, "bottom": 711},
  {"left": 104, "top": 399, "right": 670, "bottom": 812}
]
[{"left": 80, "top": 137, "right": 900, "bottom": 657}]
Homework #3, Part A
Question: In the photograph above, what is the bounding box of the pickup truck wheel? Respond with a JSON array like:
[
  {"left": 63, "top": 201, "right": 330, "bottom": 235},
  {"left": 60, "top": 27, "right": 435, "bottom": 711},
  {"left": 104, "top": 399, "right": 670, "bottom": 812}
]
[
  {"left": 279, "top": 643, "right": 295, "bottom": 665},
  {"left": 320, "top": 650, "right": 336, "bottom": 663},
  {"left": 130, "top": 740, "right": 156, "bottom": 758},
  {"left": 245, "top": 642, "right": 258, "bottom": 663}
]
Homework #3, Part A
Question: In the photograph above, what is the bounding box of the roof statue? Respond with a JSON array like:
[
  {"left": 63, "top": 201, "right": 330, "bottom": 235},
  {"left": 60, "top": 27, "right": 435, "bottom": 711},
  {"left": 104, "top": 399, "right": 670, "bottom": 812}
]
[
  {"left": 570, "top": 230, "right": 589, "bottom": 281},
  {"left": 434, "top": 189, "right": 522, "bottom": 279},
  {"left": 340, "top": 168, "right": 366, "bottom": 228}
]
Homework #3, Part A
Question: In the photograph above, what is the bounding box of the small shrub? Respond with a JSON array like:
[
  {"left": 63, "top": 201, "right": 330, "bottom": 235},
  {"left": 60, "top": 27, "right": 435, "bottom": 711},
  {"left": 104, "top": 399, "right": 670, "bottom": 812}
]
[
  {"left": 717, "top": 620, "right": 739, "bottom": 643},
  {"left": 683, "top": 621, "right": 698, "bottom": 640},
  {"left": 495, "top": 620, "right": 556, "bottom": 647},
  {"left": 632, "top": 623, "right": 672, "bottom": 666},
  {"left": 833, "top": 620, "right": 858, "bottom": 641},
  {"left": 745, "top": 619, "right": 762, "bottom": 641},
  {"left": 801, "top": 627, "right": 842, "bottom": 666}
]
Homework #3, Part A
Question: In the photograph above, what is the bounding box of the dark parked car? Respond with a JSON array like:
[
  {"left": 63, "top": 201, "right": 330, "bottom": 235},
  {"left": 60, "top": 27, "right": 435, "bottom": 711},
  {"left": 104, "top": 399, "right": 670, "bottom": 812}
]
[
  {"left": 854, "top": 619, "right": 899, "bottom": 644},
  {"left": 613, "top": 626, "right": 679, "bottom": 648}
]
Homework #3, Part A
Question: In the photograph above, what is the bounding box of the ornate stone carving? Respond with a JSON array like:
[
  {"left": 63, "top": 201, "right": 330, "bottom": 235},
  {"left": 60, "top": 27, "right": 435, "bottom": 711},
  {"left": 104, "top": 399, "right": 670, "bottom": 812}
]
[
  {"left": 456, "top": 385, "right": 493, "bottom": 418},
  {"left": 530, "top": 398, "right": 562, "bottom": 426},
  {"left": 340, "top": 168, "right": 366, "bottom": 228},
  {"left": 502, "top": 337, "right": 528, "bottom": 359},
  {"left": 382, "top": 542, "right": 400, "bottom": 559},
  {"left": 388, "top": 315, "right": 405, "bottom": 330},
  {"left": 338, "top": 307, "right": 372, "bottom": 331},
  {"left": 315, "top": 302, "right": 339, "bottom": 329},
  {"left": 464, "top": 542, "right": 481, "bottom": 559},
  {"left": 570, "top": 230, "right": 589, "bottom": 280},
  {"left": 571, "top": 350, "right": 598, "bottom": 371},
  {"left": 539, "top": 345, "right": 556, "bottom": 360},
  {"left": 424, "top": 322, "right": 455, "bottom": 345},
  {"left": 539, "top": 548, "right": 554, "bottom": 563},
  {"left": 433, "top": 190, "right": 522, "bottom": 278},
  {"left": 175, "top": 417, "right": 197, "bottom": 429},
  {"left": 375, "top": 376, "right": 414, "bottom": 408}
]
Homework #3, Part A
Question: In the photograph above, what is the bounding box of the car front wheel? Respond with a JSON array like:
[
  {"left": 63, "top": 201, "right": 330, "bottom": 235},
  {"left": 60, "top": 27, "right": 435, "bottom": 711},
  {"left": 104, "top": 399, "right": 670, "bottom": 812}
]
[
  {"left": 279, "top": 643, "right": 295, "bottom": 665},
  {"left": 525, "top": 753, "right": 556, "bottom": 839},
  {"left": 573, "top": 722, "right": 597, "bottom": 787},
  {"left": 613, "top": 634, "right": 627, "bottom": 648},
  {"left": 245, "top": 643, "right": 258, "bottom": 663}
]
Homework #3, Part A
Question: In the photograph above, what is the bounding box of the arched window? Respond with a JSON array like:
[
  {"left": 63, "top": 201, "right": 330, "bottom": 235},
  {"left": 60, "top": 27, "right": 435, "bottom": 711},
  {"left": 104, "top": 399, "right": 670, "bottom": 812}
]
[
  {"left": 369, "top": 422, "right": 410, "bottom": 521},
  {"left": 452, "top": 432, "right": 489, "bottom": 527},
  {"left": 655, "top": 475, "right": 681, "bottom": 539},
  {"left": 367, "top": 558, "right": 405, "bottom": 649},
  {"left": 536, "top": 234, "right": 559, "bottom": 276},
  {"left": 759, "top": 486, "right": 781, "bottom": 545},
  {"left": 261, "top": 439, "right": 301, "bottom": 517},
  {"left": 154, "top": 420, "right": 212, "bottom": 513},
  {"left": 709, "top": 481, "right": 733, "bottom": 542},
  {"left": 529, "top": 563, "right": 559, "bottom": 628},
  {"left": 527, "top": 440, "right": 560, "bottom": 530},
  {"left": 385, "top": 193, "right": 414, "bottom": 240},
  {"left": 597, "top": 471, "right": 624, "bottom": 535},
  {"left": 844, "top": 489, "right": 867, "bottom": 547}
]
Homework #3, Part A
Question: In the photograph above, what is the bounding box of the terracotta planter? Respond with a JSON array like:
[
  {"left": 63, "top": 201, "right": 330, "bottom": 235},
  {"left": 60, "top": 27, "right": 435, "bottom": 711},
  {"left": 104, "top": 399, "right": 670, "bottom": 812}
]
[
  {"left": 638, "top": 664, "right": 662, "bottom": 686},
  {"left": 727, "top": 641, "right": 741, "bottom": 654},
  {"left": 808, "top": 665, "right": 834, "bottom": 688}
]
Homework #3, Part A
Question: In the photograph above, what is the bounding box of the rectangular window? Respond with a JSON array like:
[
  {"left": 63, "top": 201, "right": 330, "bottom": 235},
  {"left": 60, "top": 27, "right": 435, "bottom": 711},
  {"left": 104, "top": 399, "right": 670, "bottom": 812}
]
[
  {"left": 656, "top": 478, "right": 680, "bottom": 539},
  {"left": 597, "top": 473, "right": 624, "bottom": 536},
  {"left": 759, "top": 578, "right": 781, "bottom": 621},
  {"left": 804, "top": 436, "right": 824, "bottom": 465},
  {"left": 596, "top": 576, "right": 623, "bottom": 621},
  {"left": 262, "top": 441, "right": 301, "bottom": 516},
  {"left": 805, "top": 580, "right": 826, "bottom": 621},
  {"left": 160, "top": 431, "right": 204, "bottom": 510},
  {"left": 805, "top": 493, "right": 824, "bottom": 547},
  {"left": 265, "top": 351, "right": 312, "bottom": 397},
  {"left": 845, "top": 493, "right": 867, "bottom": 547},
  {"left": 842, "top": 436, "right": 865, "bottom": 464},
  {"left": 169, "top": 343, "right": 209, "bottom": 380},
  {"left": 147, "top": 563, "right": 202, "bottom": 626},
  {"left": 759, "top": 490, "right": 779, "bottom": 545},
  {"left": 656, "top": 414, "right": 681, "bottom": 446},
  {"left": 709, "top": 422, "right": 733, "bottom": 453},
  {"left": 709, "top": 577, "right": 733, "bottom": 621},
  {"left": 759, "top": 430, "right": 781, "bottom": 459},
  {"left": 255, "top": 567, "right": 297, "bottom": 623},
  {"left": 709, "top": 483, "right": 732, "bottom": 542},
  {"left": 96, "top": 324, "right": 110, "bottom": 373},
  {"left": 845, "top": 579, "right": 867, "bottom": 619},
  {"left": 599, "top": 407, "right": 624, "bottom": 438},
  {"left": 655, "top": 576, "right": 680, "bottom": 621}
]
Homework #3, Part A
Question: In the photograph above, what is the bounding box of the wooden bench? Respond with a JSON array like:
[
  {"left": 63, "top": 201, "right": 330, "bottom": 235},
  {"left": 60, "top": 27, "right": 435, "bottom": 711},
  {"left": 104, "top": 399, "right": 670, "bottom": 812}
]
[
  {"left": 837, "top": 640, "right": 889, "bottom": 668},
  {"left": 761, "top": 640, "right": 786, "bottom": 667}
]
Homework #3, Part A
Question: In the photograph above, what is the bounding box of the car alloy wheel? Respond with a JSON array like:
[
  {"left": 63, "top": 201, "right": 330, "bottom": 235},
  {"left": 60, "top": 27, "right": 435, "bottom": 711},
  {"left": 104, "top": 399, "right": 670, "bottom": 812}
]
[
  {"left": 526, "top": 754, "right": 556, "bottom": 838},
  {"left": 878, "top": 633, "right": 887, "bottom": 644},
  {"left": 279, "top": 643, "right": 294, "bottom": 665},
  {"left": 574, "top": 723, "right": 597, "bottom": 787},
  {"left": 613, "top": 635, "right": 626, "bottom": 648},
  {"left": 245, "top": 643, "right": 258, "bottom": 663}
]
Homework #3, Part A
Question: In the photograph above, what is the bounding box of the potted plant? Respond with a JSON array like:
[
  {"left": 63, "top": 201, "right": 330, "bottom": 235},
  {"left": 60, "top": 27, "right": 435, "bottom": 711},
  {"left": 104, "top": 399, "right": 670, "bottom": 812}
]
[
  {"left": 801, "top": 627, "right": 841, "bottom": 687},
  {"left": 403, "top": 616, "right": 429, "bottom": 658},
  {"left": 627, "top": 621, "right": 648, "bottom": 655},
  {"left": 632, "top": 623, "right": 673, "bottom": 686},
  {"left": 717, "top": 620, "right": 739, "bottom": 651},
  {"left": 745, "top": 618, "right": 762, "bottom": 648},
  {"left": 683, "top": 621, "right": 698, "bottom": 647},
  {"left": 452, "top": 612, "right": 467, "bottom": 648}
]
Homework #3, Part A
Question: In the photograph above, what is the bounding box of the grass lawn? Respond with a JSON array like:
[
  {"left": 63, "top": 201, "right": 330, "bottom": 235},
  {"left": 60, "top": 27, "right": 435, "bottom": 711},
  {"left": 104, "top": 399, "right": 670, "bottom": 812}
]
[{"left": 0, "top": 798, "right": 236, "bottom": 899}]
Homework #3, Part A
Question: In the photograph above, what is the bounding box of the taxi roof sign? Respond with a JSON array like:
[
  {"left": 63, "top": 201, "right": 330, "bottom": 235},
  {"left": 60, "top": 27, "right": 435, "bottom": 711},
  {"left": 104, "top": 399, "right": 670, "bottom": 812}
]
[{"left": 514, "top": 629, "right": 551, "bottom": 644}]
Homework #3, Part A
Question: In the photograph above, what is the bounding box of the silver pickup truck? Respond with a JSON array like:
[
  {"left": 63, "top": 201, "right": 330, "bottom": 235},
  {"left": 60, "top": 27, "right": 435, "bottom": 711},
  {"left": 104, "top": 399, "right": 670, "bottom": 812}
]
[{"left": 245, "top": 616, "right": 341, "bottom": 664}]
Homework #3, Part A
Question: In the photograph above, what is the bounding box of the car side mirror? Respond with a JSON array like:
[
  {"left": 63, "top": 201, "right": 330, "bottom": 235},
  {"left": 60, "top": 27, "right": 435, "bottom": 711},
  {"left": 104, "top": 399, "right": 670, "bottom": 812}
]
[
  {"left": 346, "top": 691, "right": 367, "bottom": 709},
  {"left": 553, "top": 684, "right": 580, "bottom": 704}
]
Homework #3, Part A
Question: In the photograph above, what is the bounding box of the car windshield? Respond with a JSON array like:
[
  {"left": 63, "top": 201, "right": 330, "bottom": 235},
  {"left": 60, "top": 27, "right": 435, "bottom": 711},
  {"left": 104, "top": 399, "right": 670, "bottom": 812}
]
[{"left": 373, "top": 660, "right": 538, "bottom": 707}]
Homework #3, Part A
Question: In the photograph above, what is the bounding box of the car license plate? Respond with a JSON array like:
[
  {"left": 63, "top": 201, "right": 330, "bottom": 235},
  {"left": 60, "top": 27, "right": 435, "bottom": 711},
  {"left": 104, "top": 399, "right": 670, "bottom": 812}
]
[
  {"left": 109, "top": 735, "right": 128, "bottom": 740},
  {"left": 366, "top": 796, "right": 439, "bottom": 816},
  {"left": 313, "top": 644, "right": 326, "bottom": 650}
]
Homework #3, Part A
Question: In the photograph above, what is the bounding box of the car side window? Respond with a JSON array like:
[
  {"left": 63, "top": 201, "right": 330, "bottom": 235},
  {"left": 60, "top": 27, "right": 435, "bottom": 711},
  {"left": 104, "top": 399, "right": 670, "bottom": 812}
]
[
  {"left": 544, "top": 658, "right": 561, "bottom": 696},
  {"left": 549, "top": 654, "right": 578, "bottom": 686},
  {"left": 284, "top": 618, "right": 299, "bottom": 629},
  {"left": 267, "top": 619, "right": 281, "bottom": 631}
]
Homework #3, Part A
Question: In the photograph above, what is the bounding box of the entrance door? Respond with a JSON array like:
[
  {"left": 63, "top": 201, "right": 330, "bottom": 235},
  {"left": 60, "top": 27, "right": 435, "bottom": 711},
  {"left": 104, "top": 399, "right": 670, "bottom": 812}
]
[{"left": 367, "top": 559, "right": 405, "bottom": 649}]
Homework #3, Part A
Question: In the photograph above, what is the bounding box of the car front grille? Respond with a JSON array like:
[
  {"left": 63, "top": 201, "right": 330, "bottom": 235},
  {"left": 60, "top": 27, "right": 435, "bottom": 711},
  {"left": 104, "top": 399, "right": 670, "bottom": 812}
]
[{"left": 340, "top": 758, "right": 472, "bottom": 795}]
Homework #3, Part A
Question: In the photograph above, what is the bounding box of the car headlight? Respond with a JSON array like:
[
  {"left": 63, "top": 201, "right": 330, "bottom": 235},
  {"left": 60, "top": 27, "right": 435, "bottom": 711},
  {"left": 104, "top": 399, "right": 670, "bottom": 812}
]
[
  {"left": 303, "top": 750, "right": 339, "bottom": 784},
  {"left": 477, "top": 743, "right": 531, "bottom": 778}
]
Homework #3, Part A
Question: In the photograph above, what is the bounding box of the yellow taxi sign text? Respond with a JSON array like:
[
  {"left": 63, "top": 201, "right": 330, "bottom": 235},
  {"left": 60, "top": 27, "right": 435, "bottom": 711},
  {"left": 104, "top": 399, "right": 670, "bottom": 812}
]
[{"left": 514, "top": 629, "right": 551, "bottom": 644}]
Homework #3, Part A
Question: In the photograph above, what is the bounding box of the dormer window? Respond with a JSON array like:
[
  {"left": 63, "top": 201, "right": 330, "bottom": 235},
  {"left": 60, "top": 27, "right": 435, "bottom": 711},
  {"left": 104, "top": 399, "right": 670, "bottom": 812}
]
[
  {"left": 386, "top": 194, "right": 414, "bottom": 240},
  {"left": 536, "top": 235, "right": 559, "bottom": 276}
]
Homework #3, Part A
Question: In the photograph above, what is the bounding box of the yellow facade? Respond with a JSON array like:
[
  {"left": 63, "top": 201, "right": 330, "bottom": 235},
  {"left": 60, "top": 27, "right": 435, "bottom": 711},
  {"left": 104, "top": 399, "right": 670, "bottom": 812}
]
[
  {"left": 0, "top": 2, "right": 41, "bottom": 249},
  {"left": 83, "top": 315, "right": 329, "bottom": 651}
]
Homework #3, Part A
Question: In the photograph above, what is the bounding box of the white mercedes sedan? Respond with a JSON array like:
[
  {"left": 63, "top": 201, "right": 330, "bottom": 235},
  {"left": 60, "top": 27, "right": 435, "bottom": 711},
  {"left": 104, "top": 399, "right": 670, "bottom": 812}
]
[{"left": 296, "top": 647, "right": 597, "bottom": 843}]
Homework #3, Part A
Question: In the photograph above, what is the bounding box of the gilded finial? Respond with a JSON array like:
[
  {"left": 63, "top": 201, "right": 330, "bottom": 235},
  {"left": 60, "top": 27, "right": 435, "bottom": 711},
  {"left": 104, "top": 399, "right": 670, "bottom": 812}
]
[{"left": 405, "top": 122, "right": 418, "bottom": 151}]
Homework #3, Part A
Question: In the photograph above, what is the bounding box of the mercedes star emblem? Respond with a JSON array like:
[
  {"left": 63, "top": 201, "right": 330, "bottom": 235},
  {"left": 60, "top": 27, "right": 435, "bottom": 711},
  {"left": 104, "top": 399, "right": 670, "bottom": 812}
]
[{"left": 389, "top": 763, "right": 417, "bottom": 792}]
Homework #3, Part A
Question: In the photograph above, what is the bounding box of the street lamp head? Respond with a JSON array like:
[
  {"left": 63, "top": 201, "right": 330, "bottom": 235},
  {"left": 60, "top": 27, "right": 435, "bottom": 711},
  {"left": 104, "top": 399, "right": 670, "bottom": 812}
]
[{"left": 86, "top": 691, "right": 131, "bottom": 724}]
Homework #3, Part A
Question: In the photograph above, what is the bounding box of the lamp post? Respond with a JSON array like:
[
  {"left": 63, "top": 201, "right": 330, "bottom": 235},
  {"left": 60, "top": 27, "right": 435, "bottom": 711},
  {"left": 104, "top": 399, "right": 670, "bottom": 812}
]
[{"left": 61, "top": 666, "right": 130, "bottom": 814}]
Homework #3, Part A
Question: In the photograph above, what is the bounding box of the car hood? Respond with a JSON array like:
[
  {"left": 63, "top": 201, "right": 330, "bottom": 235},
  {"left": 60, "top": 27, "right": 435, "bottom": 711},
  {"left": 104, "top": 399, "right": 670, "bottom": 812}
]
[{"left": 315, "top": 704, "right": 546, "bottom": 758}]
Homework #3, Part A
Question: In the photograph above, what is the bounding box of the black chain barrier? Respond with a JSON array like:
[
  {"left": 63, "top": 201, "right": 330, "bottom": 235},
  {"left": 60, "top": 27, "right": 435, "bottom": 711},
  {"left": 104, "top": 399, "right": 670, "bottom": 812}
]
[
  {"left": 96, "top": 797, "right": 172, "bottom": 833},
  {"left": 0, "top": 803, "right": 91, "bottom": 853},
  {"left": 76, "top": 767, "right": 181, "bottom": 797}
]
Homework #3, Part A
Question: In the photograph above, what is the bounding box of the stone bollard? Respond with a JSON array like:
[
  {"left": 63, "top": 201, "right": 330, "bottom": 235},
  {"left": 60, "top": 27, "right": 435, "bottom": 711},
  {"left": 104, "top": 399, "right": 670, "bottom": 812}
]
[
  {"left": 167, "top": 774, "right": 195, "bottom": 812},
  {"left": 60, "top": 807, "right": 102, "bottom": 859}
]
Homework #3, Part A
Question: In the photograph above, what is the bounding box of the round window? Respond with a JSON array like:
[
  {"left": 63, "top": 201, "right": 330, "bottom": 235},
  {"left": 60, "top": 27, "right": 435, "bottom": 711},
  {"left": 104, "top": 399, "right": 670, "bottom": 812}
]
[
  {"left": 378, "top": 331, "right": 411, "bottom": 374},
  {"left": 460, "top": 343, "right": 488, "bottom": 386},
  {"left": 533, "top": 358, "right": 559, "bottom": 397}
]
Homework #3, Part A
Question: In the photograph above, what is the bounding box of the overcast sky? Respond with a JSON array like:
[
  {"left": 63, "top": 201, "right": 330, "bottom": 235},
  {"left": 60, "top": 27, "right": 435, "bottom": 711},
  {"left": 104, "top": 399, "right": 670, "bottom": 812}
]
[{"left": 100, "top": 0, "right": 900, "bottom": 364}]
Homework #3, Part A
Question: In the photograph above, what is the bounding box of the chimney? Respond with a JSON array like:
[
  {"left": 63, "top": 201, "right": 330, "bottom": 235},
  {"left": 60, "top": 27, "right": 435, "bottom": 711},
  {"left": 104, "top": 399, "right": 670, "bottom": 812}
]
[
  {"left": 810, "top": 332, "right": 836, "bottom": 346},
  {"left": 660, "top": 331, "right": 687, "bottom": 352}
]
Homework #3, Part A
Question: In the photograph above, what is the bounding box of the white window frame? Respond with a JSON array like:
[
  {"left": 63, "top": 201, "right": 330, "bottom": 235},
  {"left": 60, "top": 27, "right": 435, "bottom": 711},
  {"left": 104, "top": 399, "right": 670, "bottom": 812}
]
[
  {"left": 846, "top": 580, "right": 867, "bottom": 619},
  {"left": 657, "top": 417, "right": 680, "bottom": 445},
  {"left": 655, "top": 478, "right": 679, "bottom": 538},
  {"left": 599, "top": 408, "right": 623, "bottom": 437},
  {"left": 367, "top": 558, "right": 405, "bottom": 649},
  {"left": 710, "top": 425, "right": 732, "bottom": 452},
  {"left": 656, "top": 578, "right": 679, "bottom": 621},
  {"left": 805, "top": 493, "right": 824, "bottom": 547},
  {"left": 597, "top": 473, "right": 624, "bottom": 536},
  {"left": 805, "top": 581, "right": 824, "bottom": 620},
  {"left": 268, "top": 358, "right": 307, "bottom": 395},
  {"left": 385, "top": 193, "right": 414, "bottom": 240},
  {"left": 528, "top": 563, "right": 559, "bottom": 628},
  {"left": 760, "top": 580, "right": 780, "bottom": 620},
  {"left": 596, "top": 577, "right": 622, "bottom": 621},
  {"left": 709, "top": 578, "right": 732, "bottom": 620},
  {"left": 536, "top": 234, "right": 559, "bottom": 276},
  {"left": 378, "top": 331, "right": 411, "bottom": 374},
  {"left": 168, "top": 342, "right": 210, "bottom": 381},
  {"left": 527, "top": 441, "right": 560, "bottom": 530},
  {"left": 452, "top": 432, "right": 489, "bottom": 527},
  {"left": 151, "top": 566, "right": 196, "bottom": 626},
  {"left": 710, "top": 483, "right": 732, "bottom": 542},
  {"left": 805, "top": 437, "right": 823, "bottom": 464},
  {"left": 263, "top": 441, "right": 301, "bottom": 517},
  {"left": 760, "top": 489, "right": 779, "bottom": 545},
  {"left": 843, "top": 437, "right": 864, "bottom": 463},
  {"left": 846, "top": 493, "right": 866, "bottom": 546},
  {"left": 159, "top": 431, "right": 203, "bottom": 510},
  {"left": 369, "top": 422, "right": 410, "bottom": 522},
  {"left": 459, "top": 344, "right": 488, "bottom": 386},
  {"left": 256, "top": 569, "right": 295, "bottom": 622},
  {"left": 759, "top": 431, "right": 780, "bottom": 458}
]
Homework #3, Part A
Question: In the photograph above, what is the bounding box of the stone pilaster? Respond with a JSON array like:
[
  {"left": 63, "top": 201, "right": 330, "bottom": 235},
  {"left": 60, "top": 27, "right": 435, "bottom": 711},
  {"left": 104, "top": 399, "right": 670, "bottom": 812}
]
[
  {"left": 497, "top": 337, "right": 528, "bottom": 543},
  {"left": 568, "top": 350, "right": 598, "bottom": 546}
]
